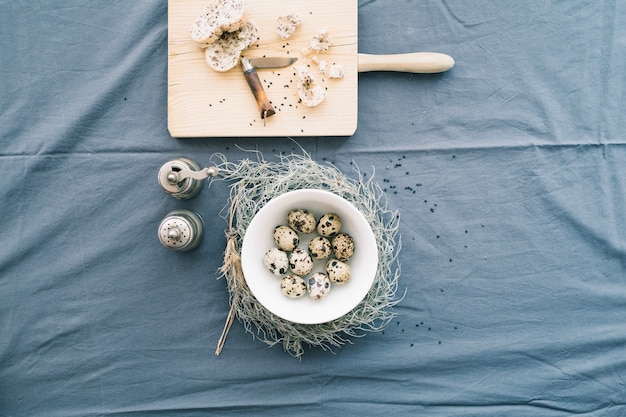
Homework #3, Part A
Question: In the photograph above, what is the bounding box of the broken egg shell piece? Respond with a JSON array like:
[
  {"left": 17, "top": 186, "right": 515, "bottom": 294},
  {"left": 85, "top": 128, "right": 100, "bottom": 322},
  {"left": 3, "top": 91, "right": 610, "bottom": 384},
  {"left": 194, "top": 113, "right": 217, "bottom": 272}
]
[
  {"left": 307, "top": 272, "right": 331, "bottom": 300},
  {"left": 273, "top": 225, "right": 299, "bottom": 252},
  {"left": 295, "top": 66, "right": 325, "bottom": 107},
  {"left": 310, "top": 28, "right": 333, "bottom": 52}
]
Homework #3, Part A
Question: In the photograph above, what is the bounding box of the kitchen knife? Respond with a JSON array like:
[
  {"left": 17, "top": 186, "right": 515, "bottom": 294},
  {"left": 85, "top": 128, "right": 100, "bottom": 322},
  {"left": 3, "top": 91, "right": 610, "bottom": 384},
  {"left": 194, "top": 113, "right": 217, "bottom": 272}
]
[{"left": 241, "top": 56, "right": 298, "bottom": 120}]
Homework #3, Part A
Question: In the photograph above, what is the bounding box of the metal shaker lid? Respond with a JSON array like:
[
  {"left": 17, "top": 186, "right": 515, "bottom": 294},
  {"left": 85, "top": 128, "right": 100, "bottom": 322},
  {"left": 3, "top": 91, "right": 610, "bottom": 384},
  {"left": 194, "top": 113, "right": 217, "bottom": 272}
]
[{"left": 158, "top": 209, "right": 204, "bottom": 251}]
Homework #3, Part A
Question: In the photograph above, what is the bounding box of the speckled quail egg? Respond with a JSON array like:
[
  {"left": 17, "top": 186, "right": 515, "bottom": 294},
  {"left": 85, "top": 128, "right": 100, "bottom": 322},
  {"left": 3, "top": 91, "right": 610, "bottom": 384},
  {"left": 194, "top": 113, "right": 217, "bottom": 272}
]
[
  {"left": 289, "top": 248, "right": 314, "bottom": 276},
  {"left": 307, "top": 272, "right": 331, "bottom": 300},
  {"left": 273, "top": 225, "right": 299, "bottom": 251},
  {"left": 326, "top": 258, "right": 352, "bottom": 284},
  {"left": 263, "top": 247, "right": 289, "bottom": 276},
  {"left": 287, "top": 209, "right": 317, "bottom": 234},
  {"left": 308, "top": 235, "right": 332, "bottom": 260},
  {"left": 280, "top": 274, "right": 307, "bottom": 298},
  {"left": 316, "top": 213, "right": 342, "bottom": 237},
  {"left": 331, "top": 233, "right": 355, "bottom": 261}
]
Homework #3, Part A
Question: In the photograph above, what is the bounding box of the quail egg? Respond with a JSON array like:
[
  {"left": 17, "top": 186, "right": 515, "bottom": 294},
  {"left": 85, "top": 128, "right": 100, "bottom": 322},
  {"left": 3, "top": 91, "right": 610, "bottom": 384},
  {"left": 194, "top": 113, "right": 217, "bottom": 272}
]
[
  {"left": 308, "top": 235, "right": 332, "bottom": 260},
  {"left": 331, "top": 233, "right": 355, "bottom": 261},
  {"left": 326, "top": 258, "right": 352, "bottom": 284},
  {"left": 280, "top": 274, "right": 307, "bottom": 298},
  {"left": 287, "top": 209, "right": 317, "bottom": 234},
  {"left": 273, "top": 225, "right": 299, "bottom": 251},
  {"left": 307, "top": 272, "right": 331, "bottom": 300},
  {"left": 289, "top": 248, "right": 314, "bottom": 276},
  {"left": 316, "top": 213, "right": 342, "bottom": 237},
  {"left": 263, "top": 247, "right": 289, "bottom": 276}
]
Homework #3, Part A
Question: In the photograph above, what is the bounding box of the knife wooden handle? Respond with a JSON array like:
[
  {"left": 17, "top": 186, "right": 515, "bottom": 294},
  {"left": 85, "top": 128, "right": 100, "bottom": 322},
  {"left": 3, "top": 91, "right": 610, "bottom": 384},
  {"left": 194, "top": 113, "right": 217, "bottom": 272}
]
[
  {"left": 243, "top": 67, "right": 275, "bottom": 119},
  {"left": 358, "top": 52, "right": 454, "bottom": 74}
]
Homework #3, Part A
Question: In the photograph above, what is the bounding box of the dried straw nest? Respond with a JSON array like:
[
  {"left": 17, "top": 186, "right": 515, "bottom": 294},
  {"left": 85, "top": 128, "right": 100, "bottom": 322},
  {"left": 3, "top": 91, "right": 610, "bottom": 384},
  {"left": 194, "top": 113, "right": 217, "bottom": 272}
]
[{"left": 211, "top": 150, "right": 401, "bottom": 358}]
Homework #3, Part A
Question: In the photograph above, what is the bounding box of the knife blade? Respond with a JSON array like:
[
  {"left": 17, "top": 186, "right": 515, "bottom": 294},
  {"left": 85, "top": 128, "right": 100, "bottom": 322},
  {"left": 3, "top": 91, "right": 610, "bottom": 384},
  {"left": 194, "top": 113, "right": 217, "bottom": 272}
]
[
  {"left": 247, "top": 57, "right": 298, "bottom": 69},
  {"left": 241, "top": 56, "right": 298, "bottom": 121}
]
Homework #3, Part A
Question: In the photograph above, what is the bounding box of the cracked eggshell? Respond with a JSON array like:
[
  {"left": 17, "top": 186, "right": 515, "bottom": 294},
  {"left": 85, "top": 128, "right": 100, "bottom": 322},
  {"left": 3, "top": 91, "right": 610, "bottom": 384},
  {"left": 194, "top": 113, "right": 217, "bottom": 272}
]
[
  {"left": 307, "top": 272, "right": 331, "bottom": 300},
  {"left": 281, "top": 274, "right": 307, "bottom": 298},
  {"left": 273, "top": 225, "right": 299, "bottom": 252},
  {"left": 308, "top": 235, "right": 332, "bottom": 260},
  {"left": 326, "top": 258, "right": 352, "bottom": 284},
  {"left": 317, "top": 212, "right": 342, "bottom": 237},
  {"left": 287, "top": 209, "right": 317, "bottom": 234},
  {"left": 332, "top": 233, "right": 355, "bottom": 261},
  {"left": 289, "top": 248, "right": 314, "bottom": 276},
  {"left": 263, "top": 247, "right": 289, "bottom": 276}
]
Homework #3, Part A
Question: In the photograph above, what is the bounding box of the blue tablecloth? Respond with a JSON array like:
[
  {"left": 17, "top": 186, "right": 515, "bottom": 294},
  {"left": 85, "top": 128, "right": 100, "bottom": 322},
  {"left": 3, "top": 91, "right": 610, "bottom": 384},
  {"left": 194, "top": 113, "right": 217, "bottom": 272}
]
[{"left": 2, "top": 1, "right": 625, "bottom": 415}]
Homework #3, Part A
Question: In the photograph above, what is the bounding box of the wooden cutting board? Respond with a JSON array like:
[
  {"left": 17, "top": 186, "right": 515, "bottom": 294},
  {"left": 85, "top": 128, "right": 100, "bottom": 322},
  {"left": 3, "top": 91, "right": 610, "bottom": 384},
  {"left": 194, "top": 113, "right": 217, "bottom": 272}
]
[{"left": 168, "top": 0, "right": 358, "bottom": 138}]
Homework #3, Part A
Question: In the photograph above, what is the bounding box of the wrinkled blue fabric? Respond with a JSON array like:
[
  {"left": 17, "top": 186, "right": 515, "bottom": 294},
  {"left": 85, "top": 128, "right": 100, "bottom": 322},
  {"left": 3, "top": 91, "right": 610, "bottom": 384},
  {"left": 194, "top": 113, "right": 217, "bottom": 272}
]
[{"left": 1, "top": 1, "right": 625, "bottom": 416}]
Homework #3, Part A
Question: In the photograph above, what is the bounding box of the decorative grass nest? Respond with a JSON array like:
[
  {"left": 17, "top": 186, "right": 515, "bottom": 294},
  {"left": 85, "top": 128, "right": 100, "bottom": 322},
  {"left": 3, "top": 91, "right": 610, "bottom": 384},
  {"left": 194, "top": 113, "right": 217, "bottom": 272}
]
[{"left": 211, "top": 150, "right": 402, "bottom": 358}]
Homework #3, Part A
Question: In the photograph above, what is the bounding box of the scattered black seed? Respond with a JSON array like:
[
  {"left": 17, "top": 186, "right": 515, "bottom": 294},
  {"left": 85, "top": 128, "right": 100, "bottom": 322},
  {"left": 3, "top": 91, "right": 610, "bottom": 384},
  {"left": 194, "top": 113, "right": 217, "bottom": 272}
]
[
  {"left": 436, "top": 235, "right": 440, "bottom": 239},
  {"left": 454, "top": 327, "right": 458, "bottom": 330},
  {"left": 428, "top": 327, "right": 431, "bottom": 331},
  {"left": 394, "top": 163, "right": 402, "bottom": 168},
  {"left": 438, "top": 341, "right": 442, "bottom": 345},
  {"left": 465, "top": 230, "right": 469, "bottom": 233},
  {"left": 430, "top": 208, "right": 435, "bottom": 212},
  {"left": 410, "top": 343, "right": 414, "bottom": 347},
  {"left": 449, "top": 258, "right": 453, "bottom": 262}
]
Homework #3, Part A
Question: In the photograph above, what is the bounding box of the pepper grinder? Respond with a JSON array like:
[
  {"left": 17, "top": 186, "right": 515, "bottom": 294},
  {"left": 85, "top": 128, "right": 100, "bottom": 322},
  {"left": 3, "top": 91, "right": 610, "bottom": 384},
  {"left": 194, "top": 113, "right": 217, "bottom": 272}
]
[{"left": 157, "top": 157, "right": 218, "bottom": 200}]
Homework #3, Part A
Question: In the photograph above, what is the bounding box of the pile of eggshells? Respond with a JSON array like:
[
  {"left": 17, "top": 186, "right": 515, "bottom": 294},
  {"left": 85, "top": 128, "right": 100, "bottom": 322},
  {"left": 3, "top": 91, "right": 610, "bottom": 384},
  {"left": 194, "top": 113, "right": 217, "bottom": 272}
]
[{"left": 263, "top": 209, "right": 355, "bottom": 301}]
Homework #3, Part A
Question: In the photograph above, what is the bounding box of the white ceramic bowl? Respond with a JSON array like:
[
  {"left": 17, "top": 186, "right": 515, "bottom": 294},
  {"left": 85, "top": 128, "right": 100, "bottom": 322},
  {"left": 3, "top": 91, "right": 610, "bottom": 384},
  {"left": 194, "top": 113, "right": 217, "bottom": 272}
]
[{"left": 241, "top": 189, "right": 378, "bottom": 324}]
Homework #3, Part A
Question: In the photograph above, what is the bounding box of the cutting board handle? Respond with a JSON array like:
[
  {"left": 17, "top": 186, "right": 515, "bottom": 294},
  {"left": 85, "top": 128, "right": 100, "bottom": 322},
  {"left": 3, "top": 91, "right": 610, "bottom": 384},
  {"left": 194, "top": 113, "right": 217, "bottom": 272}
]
[{"left": 358, "top": 52, "right": 454, "bottom": 74}]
